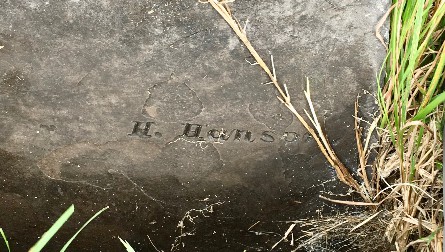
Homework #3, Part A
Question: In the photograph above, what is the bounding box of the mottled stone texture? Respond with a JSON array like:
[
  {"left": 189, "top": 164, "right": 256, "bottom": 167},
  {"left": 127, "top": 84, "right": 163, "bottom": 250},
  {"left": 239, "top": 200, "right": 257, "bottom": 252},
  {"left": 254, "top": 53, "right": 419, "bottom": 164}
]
[{"left": 0, "top": 0, "right": 387, "bottom": 251}]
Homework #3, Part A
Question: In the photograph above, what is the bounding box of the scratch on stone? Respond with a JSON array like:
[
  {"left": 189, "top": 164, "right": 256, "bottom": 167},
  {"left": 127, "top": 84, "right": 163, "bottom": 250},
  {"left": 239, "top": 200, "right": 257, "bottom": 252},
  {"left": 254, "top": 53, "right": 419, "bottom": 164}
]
[
  {"left": 323, "top": 0, "right": 341, "bottom": 10},
  {"left": 247, "top": 103, "right": 271, "bottom": 130},
  {"left": 171, "top": 201, "right": 224, "bottom": 251},
  {"left": 143, "top": 76, "right": 203, "bottom": 123},
  {"left": 166, "top": 136, "right": 209, "bottom": 150},
  {"left": 235, "top": 242, "right": 266, "bottom": 251},
  {"left": 182, "top": 81, "right": 204, "bottom": 118},
  {"left": 36, "top": 143, "right": 113, "bottom": 190},
  {"left": 39, "top": 172, "right": 112, "bottom": 190},
  {"left": 76, "top": 70, "right": 92, "bottom": 86},
  {"left": 307, "top": 178, "right": 336, "bottom": 190},
  {"left": 37, "top": 142, "right": 96, "bottom": 179},
  {"left": 108, "top": 169, "right": 165, "bottom": 207},
  {"left": 209, "top": 129, "right": 225, "bottom": 165},
  {"left": 168, "top": 29, "right": 208, "bottom": 48}
]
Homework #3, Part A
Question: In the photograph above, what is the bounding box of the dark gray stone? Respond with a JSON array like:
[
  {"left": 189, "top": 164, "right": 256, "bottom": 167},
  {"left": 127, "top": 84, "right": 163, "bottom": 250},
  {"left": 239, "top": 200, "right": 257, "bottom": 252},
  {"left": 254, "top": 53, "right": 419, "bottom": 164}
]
[{"left": 0, "top": 0, "right": 388, "bottom": 251}]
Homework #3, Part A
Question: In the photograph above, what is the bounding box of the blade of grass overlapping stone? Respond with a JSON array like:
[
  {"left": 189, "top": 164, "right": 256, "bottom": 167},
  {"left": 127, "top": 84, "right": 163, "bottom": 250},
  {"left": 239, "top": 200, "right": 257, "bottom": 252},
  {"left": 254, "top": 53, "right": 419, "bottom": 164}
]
[
  {"left": 28, "top": 205, "right": 109, "bottom": 252},
  {"left": 0, "top": 228, "right": 11, "bottom": 252},
  {"left": 60, "top": 206, "right": 109, "bottom": 252},
  {"left": 118, "top": 237, "right": 136, "bottom": 252},
  {"left": 29, "top": 205, "right": 75, "bottom": 252}
]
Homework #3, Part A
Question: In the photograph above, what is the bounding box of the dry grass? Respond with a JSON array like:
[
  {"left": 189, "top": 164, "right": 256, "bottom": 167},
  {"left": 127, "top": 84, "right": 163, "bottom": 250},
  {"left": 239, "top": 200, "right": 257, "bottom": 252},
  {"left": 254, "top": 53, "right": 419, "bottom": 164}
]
[
  {"left": 374, "top": 113, "right": 443, "bottom": 251},
  {"left": 282, "top": 211, "right": 392, "bottom": 252},
  {"left": 204, "top": 0, "right": 444, "bottom": 251},
  {"left": 373, "top": 0, "right": 444, "bottom": 250}
]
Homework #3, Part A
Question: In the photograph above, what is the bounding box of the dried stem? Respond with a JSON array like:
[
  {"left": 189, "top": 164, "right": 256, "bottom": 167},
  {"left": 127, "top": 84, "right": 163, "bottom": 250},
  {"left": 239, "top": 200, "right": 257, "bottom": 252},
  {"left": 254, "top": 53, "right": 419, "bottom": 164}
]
[{"left": 205, "top": 0, "right": 371, "bottom": 202}]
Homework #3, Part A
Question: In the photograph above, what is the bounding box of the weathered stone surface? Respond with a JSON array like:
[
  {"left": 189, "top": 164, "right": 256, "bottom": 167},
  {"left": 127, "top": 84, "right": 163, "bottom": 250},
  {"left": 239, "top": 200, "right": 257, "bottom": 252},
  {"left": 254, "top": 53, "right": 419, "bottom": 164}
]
[{"left": 0, "top": 0, "right": 388, "bottom": 251}]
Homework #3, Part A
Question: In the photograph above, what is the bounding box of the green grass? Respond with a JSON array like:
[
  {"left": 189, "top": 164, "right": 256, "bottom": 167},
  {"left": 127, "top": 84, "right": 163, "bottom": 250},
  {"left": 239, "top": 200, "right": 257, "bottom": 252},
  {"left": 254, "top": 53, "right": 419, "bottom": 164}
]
[
  {"left": 59, "top": 206, "right": 109, "bottom": 252},
  {"left": 0, "top": 228, "right": 11, "bottom": 252},
  {"left": 29, "top": 205, "right": 75, "bottom": 252},
  {"left": 207, "top": 0, "right": 443, "bottom": 250},
  {"left": 376, "top": 0, "right": 444, "bottom": 250},
  {"left": 1, "top": 205, "right": 108, "bottom": 252},
  {"left": 118, "top": 237, "right": 136, "bottom": 252}
]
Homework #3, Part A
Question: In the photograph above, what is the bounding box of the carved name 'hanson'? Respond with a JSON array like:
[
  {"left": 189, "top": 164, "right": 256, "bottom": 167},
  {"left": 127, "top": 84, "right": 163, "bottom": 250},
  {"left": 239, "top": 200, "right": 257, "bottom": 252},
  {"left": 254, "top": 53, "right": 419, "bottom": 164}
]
[{"left": 128, "top": 121, "right": 312, "bottom": 144}]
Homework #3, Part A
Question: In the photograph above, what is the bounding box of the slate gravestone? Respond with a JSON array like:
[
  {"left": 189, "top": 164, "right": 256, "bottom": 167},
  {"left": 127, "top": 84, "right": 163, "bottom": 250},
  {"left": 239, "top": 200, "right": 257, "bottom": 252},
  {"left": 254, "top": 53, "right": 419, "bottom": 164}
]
[{"left": 0, "top": 1, "right": 388, "bottom": 251}]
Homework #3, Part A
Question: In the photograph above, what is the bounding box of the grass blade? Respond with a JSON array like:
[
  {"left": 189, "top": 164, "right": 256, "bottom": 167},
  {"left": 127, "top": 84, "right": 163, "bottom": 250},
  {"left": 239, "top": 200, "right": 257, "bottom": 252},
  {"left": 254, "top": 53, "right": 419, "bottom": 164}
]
[
  {"left": 60, "top": 206, "right": 109, "bottom": 252},
  {"left": 29, "top": 205, "right": 75, "bottom": 252},
  {"left": 119, "top": 237, "right": 136, "bottom": 252},
  {"left": 421, "top": 44, "right": 445, "bottom": 108},
  {"left": 0, "top": 228, "right": 11, "bottom": 252},
  {"left": 413, "top": 92, "right": 445, "bottom": 121}
]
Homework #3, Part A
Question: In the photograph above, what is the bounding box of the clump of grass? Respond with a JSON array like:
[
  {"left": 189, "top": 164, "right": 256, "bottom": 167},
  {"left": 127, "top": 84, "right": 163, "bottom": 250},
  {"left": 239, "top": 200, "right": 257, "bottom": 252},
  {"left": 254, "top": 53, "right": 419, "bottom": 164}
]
[
  {"left": 374, "top": 0, "right": 444, "bottom": 250},
  {"left": 204, "top": 0, "right": 443, "bottom": 251}
]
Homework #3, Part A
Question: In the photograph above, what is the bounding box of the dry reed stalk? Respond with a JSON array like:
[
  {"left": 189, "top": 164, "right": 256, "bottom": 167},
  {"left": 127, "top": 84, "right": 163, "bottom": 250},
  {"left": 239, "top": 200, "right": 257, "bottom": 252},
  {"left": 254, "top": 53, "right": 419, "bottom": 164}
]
[
  {"left": 204, "top": 0, "right": 372, "bottom": 203},
  {"left": 203, "top": 1, "right": 443, "bottom": 251}
]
